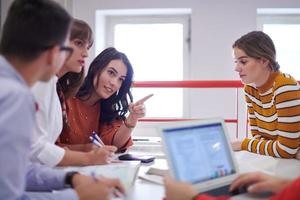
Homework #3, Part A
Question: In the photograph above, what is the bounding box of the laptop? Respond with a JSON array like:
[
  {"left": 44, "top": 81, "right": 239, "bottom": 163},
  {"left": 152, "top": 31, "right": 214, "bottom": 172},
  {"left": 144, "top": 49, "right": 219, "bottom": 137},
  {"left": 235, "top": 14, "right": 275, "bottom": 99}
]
[{"left": 159, "top": 118, "right": 241, "bottom": 196}]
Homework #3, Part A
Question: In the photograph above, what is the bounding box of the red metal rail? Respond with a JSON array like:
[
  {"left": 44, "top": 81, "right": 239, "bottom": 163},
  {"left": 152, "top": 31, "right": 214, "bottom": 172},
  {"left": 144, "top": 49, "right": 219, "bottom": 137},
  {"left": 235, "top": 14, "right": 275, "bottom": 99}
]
[
  {"left": 134, "top": 80, "right": 243, "bottom": 138},
  {"left": 139, "top": 118, "right": 238, "bottom": 123},
  {"left": 133, "top": 80, "right": 244, "bottom": 88}
]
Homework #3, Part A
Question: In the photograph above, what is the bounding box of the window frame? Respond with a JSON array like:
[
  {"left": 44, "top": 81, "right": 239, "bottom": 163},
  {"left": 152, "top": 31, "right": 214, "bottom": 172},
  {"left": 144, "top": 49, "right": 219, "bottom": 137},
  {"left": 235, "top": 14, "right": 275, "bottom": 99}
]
[
  {"left": 105, "top": 14, "right": 191, "bottom": 117},
  {"left": 257, "top": 11, "right": 300, "bottom": 79},
  {"left": 257, "top": 13, "right": 300, "bottom": 30}
]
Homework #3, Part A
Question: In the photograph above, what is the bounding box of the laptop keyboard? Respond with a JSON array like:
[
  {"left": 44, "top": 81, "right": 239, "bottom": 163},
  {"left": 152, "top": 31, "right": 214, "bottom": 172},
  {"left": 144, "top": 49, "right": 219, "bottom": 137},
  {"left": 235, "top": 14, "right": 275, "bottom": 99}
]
[{"left": 204, "top": 184, "right": 247, "bottom": 196}]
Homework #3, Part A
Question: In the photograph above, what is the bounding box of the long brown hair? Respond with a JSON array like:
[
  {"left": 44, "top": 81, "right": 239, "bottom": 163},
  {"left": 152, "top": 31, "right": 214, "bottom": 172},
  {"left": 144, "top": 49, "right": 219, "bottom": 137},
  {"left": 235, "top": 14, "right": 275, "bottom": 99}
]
[{"left": 58, "top": 18, "right": 93, "bottom": 99}]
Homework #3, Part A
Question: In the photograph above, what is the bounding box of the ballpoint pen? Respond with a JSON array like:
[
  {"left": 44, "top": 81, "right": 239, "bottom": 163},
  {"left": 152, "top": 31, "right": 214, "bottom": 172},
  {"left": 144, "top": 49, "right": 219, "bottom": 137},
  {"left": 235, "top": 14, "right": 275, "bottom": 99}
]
[
  {"left": 89, "top": 136, "right": 103, "bottom": 147},
  {"left": 92, "top": 131, "right": 105, "bottom": 146},
  {"left": 91, "top": 131, "right": 115, "bottom": 158},
  {"left": 91, "top": 171, "right": 98, "bottom": 182}
]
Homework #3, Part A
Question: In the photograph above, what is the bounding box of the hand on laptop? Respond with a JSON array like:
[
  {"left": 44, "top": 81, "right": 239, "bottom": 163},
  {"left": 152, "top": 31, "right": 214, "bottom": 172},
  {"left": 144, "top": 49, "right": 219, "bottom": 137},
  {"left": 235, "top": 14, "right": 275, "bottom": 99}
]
[
  {"left": 230, "top": 172, "right": 291, "bottom": 194},
  {"left": 164, "top": 176, "right": 198, "bottom": 200},
  {"left": 164, "top": 172, "right": 292, "bottom": 200}
]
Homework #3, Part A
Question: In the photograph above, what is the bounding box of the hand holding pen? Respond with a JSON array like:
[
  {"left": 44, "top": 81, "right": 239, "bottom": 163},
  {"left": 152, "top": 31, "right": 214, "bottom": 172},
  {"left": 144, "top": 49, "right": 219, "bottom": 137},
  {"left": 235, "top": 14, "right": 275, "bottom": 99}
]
[
  {"left": 90, "top": 131, "right": 105, "bottom": 147},
  {"left": 89, "top": 131, "right": 117, "bottom": 163}
]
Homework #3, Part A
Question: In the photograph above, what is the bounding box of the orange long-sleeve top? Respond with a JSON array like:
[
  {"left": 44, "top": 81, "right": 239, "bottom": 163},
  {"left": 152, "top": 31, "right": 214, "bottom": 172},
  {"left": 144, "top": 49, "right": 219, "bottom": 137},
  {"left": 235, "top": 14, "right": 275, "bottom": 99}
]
[
  {"left": 58, "top": 97, "right": 132, "bottom": 151},
  {"left": 242, "top": 71, "right": 300, "bottom": 158}
]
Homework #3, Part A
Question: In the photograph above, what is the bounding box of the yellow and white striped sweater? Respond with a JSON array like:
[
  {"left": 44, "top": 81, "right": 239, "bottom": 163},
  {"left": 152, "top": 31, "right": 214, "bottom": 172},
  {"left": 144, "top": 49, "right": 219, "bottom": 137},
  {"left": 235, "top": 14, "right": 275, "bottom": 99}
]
[{"left": 242, "top": 71, "right": 300, "bottom": 158}]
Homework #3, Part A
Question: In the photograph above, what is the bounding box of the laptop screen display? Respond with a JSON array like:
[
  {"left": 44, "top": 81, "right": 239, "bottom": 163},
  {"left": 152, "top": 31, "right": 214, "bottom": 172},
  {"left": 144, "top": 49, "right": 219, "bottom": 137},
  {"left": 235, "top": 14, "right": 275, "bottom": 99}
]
[{"left": 163, "top": 123, "right": 236, "bottom": 184}]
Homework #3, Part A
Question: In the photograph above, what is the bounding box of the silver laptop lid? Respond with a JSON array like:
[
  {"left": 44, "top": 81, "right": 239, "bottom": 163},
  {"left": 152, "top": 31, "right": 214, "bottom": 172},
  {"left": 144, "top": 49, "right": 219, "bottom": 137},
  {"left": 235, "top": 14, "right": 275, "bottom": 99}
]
[{"left": 160, "top": 118, "right": 239, "bottom": 191}]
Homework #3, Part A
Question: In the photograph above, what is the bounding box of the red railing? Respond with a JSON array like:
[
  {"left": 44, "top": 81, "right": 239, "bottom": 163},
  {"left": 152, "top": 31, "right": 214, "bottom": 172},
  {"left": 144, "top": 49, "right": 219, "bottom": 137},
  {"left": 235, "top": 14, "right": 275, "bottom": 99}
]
[
  {"left": 134, "top": 80, "right": 243, "bottom": 88},
  {"left": 134, "top": 80, "right": 244, "bottom": 138}
]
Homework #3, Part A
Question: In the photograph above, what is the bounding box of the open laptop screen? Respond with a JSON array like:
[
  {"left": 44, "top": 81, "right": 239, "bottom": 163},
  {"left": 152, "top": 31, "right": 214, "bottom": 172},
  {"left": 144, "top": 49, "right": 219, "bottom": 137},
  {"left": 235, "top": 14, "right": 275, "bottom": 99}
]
[{"left": 163, "top": 122, "right": 236, "bottom": 184}]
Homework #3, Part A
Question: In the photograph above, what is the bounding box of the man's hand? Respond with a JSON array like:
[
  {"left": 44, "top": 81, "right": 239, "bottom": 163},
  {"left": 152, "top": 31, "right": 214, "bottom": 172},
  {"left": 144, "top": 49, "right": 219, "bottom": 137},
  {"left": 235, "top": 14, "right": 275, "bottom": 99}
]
[
  {"left": 96, "top": 176, "right": 125, "bottom": 197},
  {"left": 72, "top": 174, "right": 94, "bottom": 187},
  {"left": 73, "top": 174, "right": 125, "bottom": 200}
]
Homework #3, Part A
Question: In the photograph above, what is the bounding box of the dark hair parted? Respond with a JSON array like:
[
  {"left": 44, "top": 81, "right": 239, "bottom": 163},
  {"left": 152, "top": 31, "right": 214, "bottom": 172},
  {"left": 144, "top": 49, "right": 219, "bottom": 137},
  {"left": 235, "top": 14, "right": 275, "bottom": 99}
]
[
  {"left": 57, "top": 19, "right": 93, "bottom": 99},
  {"left": 0, "top": 0, "right": 72, "bottom": 61},
  {"left": 232, "top": 31, "right": 280, "bottom": 71},
  {"left": 77, "top": 47, "right": 134, "bottom": 124}
]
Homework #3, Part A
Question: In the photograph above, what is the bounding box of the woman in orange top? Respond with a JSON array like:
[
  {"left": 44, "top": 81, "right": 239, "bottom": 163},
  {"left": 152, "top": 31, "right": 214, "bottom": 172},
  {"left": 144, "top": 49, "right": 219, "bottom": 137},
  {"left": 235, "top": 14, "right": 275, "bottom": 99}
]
[{"left": 58, "top": 47, "right": 150, "bottom": 152}]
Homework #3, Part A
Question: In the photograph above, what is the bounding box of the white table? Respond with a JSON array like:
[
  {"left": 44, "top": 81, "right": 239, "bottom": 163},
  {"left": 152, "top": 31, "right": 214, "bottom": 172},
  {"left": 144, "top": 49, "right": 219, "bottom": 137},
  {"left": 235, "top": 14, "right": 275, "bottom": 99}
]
[
  {"left": 235, "top": 151, "right": 300, "bottom": 179},
  {"left": 124, "top": 149, "right": 300, "bottom": 200}
]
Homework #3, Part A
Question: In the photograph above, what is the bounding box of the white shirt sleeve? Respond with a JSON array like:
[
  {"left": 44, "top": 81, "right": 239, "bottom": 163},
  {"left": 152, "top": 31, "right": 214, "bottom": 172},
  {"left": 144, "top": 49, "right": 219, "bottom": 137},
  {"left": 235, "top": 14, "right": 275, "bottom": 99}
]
[{"left": 30, "top": 77, "right": 65, "bottom": 167}]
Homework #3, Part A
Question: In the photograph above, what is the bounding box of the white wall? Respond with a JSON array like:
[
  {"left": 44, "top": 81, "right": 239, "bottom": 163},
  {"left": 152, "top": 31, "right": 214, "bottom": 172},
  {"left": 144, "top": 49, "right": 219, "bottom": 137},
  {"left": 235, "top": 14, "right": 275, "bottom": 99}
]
[
  {"left": 1, "top": 0, "right": 300, "bottom": 139},
  {"left": 2, "top": 0, "right": 299, "bottom": 80},
  {"left": 71, "top": 0, "right": 300, "bottom": 80},
  {"left": 3, "top": 0, "right": 299, "bottom": 79}
]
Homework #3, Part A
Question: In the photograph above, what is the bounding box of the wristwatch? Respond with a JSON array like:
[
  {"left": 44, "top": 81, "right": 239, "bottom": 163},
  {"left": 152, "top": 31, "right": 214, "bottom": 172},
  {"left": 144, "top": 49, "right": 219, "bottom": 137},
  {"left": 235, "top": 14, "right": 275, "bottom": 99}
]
[{"left": 64, "top": 171, "right": 79, "bottom": 188}]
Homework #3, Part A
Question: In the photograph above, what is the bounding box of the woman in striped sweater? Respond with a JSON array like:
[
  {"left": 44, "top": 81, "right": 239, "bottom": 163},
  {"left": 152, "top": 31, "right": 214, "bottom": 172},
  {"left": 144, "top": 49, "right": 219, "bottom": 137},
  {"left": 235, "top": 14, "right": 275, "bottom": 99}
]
[{"left": 231, "top": 31, "right": 300, "bottom": 158}]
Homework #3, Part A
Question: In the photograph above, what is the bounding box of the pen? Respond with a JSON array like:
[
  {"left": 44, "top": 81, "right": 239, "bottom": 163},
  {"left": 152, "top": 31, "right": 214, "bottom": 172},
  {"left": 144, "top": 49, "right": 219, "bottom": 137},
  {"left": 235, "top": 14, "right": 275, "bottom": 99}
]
[
  {"left": 91, "top": 132, "right": 115, "bottom": 159},
  {"left": 92, "top": 131, "right": 105, "bottom": 146},
  {"left": 91, "top": 171, "right": 98, "bottom": 182},
  {"left": 111, "top": 187, "right": 125, "bottom": 198},
  {"left": 89, "top": 136, "right": 103, "bottom": 147}
]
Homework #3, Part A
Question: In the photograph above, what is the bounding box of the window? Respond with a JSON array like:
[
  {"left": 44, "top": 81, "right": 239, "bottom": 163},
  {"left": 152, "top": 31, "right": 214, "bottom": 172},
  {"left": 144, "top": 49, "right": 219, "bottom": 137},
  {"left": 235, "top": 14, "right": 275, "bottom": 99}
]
[
  {"left": 98, "top": 10, "right": 191, "bottom": 118},
  {"left": 257, "top": 9, "right": 300, "bottom": 79}
]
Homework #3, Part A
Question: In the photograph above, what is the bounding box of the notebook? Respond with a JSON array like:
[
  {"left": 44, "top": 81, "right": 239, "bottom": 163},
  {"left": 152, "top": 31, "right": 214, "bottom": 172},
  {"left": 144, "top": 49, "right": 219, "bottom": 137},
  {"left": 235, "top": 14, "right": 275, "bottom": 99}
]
[
  {"left": 159, "top": 118, "right": 240, "bottom": 196},
  {"left": 58, "top": 161, "right": 140, "bottom": 192}
]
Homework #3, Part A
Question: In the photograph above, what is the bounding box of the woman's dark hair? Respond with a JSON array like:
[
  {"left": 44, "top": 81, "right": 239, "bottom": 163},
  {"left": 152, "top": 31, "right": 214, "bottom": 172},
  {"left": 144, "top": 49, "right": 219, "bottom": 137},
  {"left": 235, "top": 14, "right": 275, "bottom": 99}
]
[
  {"left": 77, "top": 47, "right": 134, "bottom": 124},
  {"left": 58, "top": 19, "right": 93, "bottom": 99},
  {"left": 232, "top": 31, "right": 279, "bottom": 71}
]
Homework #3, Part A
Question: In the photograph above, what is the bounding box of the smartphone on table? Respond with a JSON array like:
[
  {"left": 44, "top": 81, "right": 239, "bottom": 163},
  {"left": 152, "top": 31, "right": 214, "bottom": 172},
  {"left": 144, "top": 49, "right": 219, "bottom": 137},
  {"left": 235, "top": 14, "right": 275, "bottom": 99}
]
[{"left": 118, "top": 153, "right": 155, "bottom": 163}]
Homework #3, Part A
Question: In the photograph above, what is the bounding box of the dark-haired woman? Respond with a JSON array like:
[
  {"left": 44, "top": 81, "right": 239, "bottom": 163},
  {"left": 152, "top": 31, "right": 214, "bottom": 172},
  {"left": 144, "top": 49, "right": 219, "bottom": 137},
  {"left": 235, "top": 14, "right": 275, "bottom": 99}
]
[
  {"left": 31, "top": 19, "right": 116, "bottom": 167},
  {"left": 58, "top": 47, "right": 151, "bottom": 152}
]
